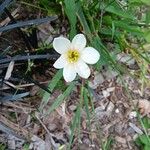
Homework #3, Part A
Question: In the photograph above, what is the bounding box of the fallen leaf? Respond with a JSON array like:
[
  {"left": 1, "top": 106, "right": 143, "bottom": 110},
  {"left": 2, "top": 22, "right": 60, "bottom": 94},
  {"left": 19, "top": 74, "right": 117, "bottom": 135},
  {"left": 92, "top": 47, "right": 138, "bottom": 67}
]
[
  {"left": 115, "top": 136, "right": 126, "bottom": 144},
  {"left": 138, "top": 99, "right": 150, "bottom": 115},
  {"left": 4, "top": 61, "right": 15, "bottom": 80},
  {"left": 89, "top": 72, "right": 104, "bottom": 89}
]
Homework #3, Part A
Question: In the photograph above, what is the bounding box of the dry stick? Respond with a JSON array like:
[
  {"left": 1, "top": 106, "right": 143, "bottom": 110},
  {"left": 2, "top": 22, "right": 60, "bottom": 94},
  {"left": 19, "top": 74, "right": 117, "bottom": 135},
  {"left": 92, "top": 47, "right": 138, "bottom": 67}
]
[
  {"left": 4, "top": 8, "right": 33, "bottom": 51},
  {"left": 0, "top": 114, "right": 32, "bottom": 140},
  {"left": 0, "top": 0, "right": 13, "bottom": 15},
  {"left": 0, "top": 80, "right": 49, "bottom": 90},
  {"left": 35, "top": 113, "right": 58, "bottom": 148},
  {"left": 0, "top": 54, "right": 58, "bottom": 64}
]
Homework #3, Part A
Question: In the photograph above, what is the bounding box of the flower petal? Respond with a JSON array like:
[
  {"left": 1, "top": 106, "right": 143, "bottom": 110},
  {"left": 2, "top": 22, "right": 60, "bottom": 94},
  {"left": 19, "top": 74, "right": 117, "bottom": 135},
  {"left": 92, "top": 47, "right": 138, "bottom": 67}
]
[
  {"left": 63, "top": 64, "right": 76, "bottom": 82},
  {"left": 53, "top": 37, "right": 71, "bottom": 54},
  {"left": 53, "top": 55, "right": 67, "bottom": 69},
  {"left": 81, "top": 47, "right": 100, "bottom": 64},
  {"left": 75, "top": 60, "right": 90, "bottom": 79},
  {"left": 72, "top": 34, "right": 86, "bottom": 51}
]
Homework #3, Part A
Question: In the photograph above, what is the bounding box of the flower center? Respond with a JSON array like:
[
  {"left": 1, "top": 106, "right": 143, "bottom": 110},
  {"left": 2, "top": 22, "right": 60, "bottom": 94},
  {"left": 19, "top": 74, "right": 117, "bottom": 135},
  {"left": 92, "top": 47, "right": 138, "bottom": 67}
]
[{"left": 67, "top": 50, "right": 80, "bottom": 63}]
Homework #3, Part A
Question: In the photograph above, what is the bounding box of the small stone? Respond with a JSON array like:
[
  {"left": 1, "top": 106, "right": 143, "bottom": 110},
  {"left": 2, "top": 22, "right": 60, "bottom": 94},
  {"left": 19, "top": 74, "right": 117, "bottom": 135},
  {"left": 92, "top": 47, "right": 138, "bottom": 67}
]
[
  {"left": 107, "top": 87, "right": 115, "bottom": 92},
  {"left": 126, "top": 135, "right": 132, "bottom": 141},
  {"left": 129, "top": 122, "right": 143, "bottom": 134},
  {"left": 69, "top": 105, "right": 77, "bottom": 111},
  {"left": 115, "top": 108, "right": 119, "bottom": 113},
  {"left": 95, "top": 107, "right": 106, "bottom": 119},
  {"left": 8, "top": 135, "right": 16, "bottom": 150},
  {"left": 89, "top": 72, "right": 104, "bottom": 89},
  {"left": 129, "top": 111, "right": 137, "bottom": 119},
  {"left": 48, "top": 123, "right": 57, "bottom": 131},
  {"left": 103, "top": 70, "right": 118, "bottom": 80},
  {"left": 102, "top": 90, "right": 110, "bottom": 98},
  {"left": 83, "top": 138, "right": 91, "bottom": 145},
  {"left": 106, "top": 102, "right": 114, "bottom": 112},
  {"left": 117, "top": 53, "right": 135, "bottom": 65},
  {"left": 115, "top": 136, "right": 126, "bottom": 144}
]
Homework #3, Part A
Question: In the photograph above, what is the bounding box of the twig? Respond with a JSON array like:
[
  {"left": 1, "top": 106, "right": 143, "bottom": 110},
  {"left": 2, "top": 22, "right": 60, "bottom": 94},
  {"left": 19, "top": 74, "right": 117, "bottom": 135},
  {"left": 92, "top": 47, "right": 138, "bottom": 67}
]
[
  {"left": 0, "top": 54, "right": 58, "bottom": 64},
  {"left": 0, "top": 16, "right": 58, "bottom": 32},
  {"left": 0, "top": 114, "right": 32, "bottom": 140},
  {"left": 0, "top": 80, "right": 49, "bottom": 90},
  {"left": 4, "top": 8, "right": 33, "bottom": 50},
  {"left": 0, "top": 0, "right": 13, "bottom": 15},
  {"left": 35, "top": 113, "right": 58, "bottom": 149}
]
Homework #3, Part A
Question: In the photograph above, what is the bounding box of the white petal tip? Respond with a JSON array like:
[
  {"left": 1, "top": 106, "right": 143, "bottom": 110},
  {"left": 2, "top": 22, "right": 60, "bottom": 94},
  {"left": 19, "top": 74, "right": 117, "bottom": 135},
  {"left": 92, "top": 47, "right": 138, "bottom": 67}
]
[
  {"left": 63, "top": 65, "right": 76, "bottom": 82},
  {"left": 82, "top": 47, "right": 100, "bottom": 64},
  {"left": 72, "top": 34, "right": 86, "bottom": 50},
  {"left": 53, "top": 37, "right": 71, "bottom": 54}
]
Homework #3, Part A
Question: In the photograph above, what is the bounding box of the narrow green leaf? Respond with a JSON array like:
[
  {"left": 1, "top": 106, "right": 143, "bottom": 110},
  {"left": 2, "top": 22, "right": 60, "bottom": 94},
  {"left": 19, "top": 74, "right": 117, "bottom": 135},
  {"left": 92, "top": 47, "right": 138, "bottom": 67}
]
[
  {"left": 47, "top": 82, "right": 75, "bottom": 114},
  {"left": 101, "top": 4, "right": 134, "bottom": 20},
  {"left": 142, "top": 117, "right": 150, "bottom": 129},
  {"left": 68, "top": 104, "right": 81, "bottom": 150},
  {"left": 39, "top": 69, "right": 63, "bottom": 110},
  {"left": 144, "top": 145, "right": 150, "bottom": 150},
  {"left": 144, "top": 29, "right": 150, "bottom": 42},
  {"left": 141, "top": 0, "right": 150, "bottom": 5},
  {"left": 76, "top": 1, "right": 91, "bottom": 36},
  {"left": 64, "top": 0, "right": 77, "bottom": 39},
  {"left": 111, "top": 21, "right": 115, "bottom": 40},
  {"left": 139, "top": 134, "right": 150, "bottom": 145},
  {"left": 146, "top": 10, "right": 150, "bottom": 25},
  {"left": 114, "top": 21, "right": 143, "bottom": 36},
  {"left": 48, "top": 69, "right": 63, "bottom": 92},
  {"left": 103, "top": 137, "right": 113, "bottom": 150},
  {"left": 68, "top": 83, "right": 83, "bottom": 150},
  {"left": 129, "top": 0, "right": 150, "bottom": 6},
  {"left": 83, "top": 88, "right": 91, "bottom": 127}
]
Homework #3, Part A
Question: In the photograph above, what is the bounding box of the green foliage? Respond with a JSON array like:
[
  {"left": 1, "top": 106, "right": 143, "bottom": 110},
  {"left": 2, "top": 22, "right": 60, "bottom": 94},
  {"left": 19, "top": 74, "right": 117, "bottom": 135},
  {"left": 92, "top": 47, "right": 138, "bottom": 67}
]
[
  {"left": 38, "top": 0, "right": 61, "bottom": 15},
  {"left": 23, "top": 143, "right": 30, "bottom": 150},
  {"left": 142, "top": 116, "right": 150, "bottom": 129},
  {"left": 68, "top": 84, "right": 84, "bottom": 149},
  {"left": 102, "top": 137, "right": 113, "bottom": 150},
  {"left": 40, "top": 69, "right": 63, "bottom": 110},
  {"left": 60, "top": 0, "right": 150, "bottom": 74},
  {"left": 130, "top": 0, "right": 150, "bottom": 6},
  {"left": 83, "top": 88, "right": 91, "bottom": 127},
  {"left": 0, "top": 144, "right": 6, "bottom": 150},
  {"left": 64, "top": 0, "right": 77, "bottom": 39},
  {"left": 47, "top": 82, "right": 75, "bottom": 114},
  {"left": 135, "top": 117, "right": 150, "bottom": 150},
  {"left": 135, "top": 134, "right": 150, "bottom": 150},
  {"left": 68, "top": 103, "right": 81, "bottom": 149}
]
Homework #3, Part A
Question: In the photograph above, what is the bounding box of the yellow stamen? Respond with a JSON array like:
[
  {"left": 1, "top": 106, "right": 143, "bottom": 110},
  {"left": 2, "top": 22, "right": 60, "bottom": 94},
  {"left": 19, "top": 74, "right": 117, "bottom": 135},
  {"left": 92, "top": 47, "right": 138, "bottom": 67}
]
[{"left": 67, "top": 50, "right": 80, "bottom": 63}]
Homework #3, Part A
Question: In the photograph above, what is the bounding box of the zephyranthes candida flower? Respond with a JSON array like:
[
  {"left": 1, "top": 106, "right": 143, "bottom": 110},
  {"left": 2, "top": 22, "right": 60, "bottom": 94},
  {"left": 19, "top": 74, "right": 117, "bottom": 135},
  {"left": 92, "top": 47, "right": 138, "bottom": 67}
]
[{"left": 53, "top": 34, "right": 100, "bottom": 82}]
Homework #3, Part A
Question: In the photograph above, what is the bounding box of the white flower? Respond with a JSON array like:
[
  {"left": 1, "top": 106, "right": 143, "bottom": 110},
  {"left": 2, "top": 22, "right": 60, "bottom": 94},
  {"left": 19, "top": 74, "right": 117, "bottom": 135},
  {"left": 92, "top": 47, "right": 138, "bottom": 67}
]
[{"left": 53, "top": 34, "right": 100, "bottom": 82}]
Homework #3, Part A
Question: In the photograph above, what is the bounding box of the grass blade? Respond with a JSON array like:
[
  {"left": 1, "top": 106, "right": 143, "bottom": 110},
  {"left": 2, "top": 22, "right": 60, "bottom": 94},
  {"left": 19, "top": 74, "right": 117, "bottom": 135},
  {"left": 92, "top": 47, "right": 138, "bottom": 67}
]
[
  {"left": 39, "top": 69, "right": 63, "bottom": 110},
  {"left": 64, "top": 0, "right": 77, "bottom": 39},
  {"left": 68, "top": 104, "right": 81, "bottom": 150},
  {"left": 47, "top": 82, "right": 75, "bottom": 114},
  {"left": 83, "top": 88, "right": 91, "bottom": 128},
  {"left": 68, "top": 83, "right": 84, "bottom": 150}
]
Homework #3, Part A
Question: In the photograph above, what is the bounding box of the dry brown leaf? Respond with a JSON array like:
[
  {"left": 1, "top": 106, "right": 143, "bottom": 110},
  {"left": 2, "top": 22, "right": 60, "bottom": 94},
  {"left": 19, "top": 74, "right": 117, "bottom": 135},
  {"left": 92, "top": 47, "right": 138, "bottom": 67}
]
[
  {"left": 0, "top": 8, "right": 19, "bottom": 27},
  {"left": 4, "top": 61, "right": 15, "bottom": 80},
  {"left": 115, "top": 136, "right": 126, "bottom": 144},
  {"left": 138, "top": 99, "right": 150, "bottom": 115},
  {"left": 0, "top": 114, "right": 32, "bottom": 140}
]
